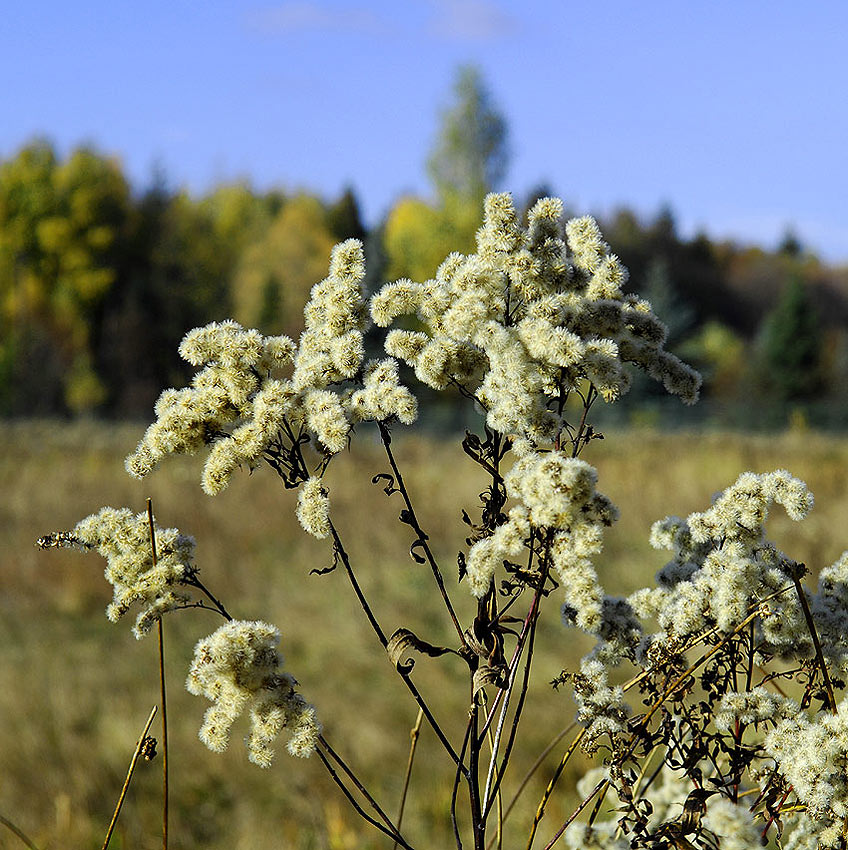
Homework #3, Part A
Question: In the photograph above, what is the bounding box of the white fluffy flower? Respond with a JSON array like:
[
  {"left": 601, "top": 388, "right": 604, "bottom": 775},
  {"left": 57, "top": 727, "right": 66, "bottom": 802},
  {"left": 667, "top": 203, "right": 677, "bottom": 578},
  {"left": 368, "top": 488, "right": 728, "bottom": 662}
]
[
  {"left": 73, "top": 507, "right": 195, "bottom": 639},
  {"left": 296, "top": 477, "right": 331, "bottom": 539},
  {"left": 370, "top": 193, "right": 702, "bottom": 440},
  {"left": 187, "top": 620, "right": 320, "bottom": 766}
]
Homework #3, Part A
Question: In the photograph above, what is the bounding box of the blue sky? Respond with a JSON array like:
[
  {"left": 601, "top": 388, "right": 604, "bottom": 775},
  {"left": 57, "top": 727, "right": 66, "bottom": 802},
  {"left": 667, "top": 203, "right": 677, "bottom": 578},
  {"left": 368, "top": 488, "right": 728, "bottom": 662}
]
[{"left": 3, "top": 0, "right": 847, "bottom": 261}]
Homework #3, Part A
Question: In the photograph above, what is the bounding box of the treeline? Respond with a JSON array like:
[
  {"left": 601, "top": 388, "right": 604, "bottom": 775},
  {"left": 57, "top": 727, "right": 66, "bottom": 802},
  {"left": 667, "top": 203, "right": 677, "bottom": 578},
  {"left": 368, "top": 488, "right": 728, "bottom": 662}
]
[
  {"left": 2, "top": 138, "right": 847, "bottom": 427},
  {"left": 0, "top": 140, "right": 370, "bottom": 417}
]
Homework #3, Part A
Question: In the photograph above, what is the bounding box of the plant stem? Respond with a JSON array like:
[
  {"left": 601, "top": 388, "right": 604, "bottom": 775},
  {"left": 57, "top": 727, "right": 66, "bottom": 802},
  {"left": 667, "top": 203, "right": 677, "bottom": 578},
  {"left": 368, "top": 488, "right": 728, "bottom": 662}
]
[
  {"left": 0, "top": 814, "right": 41, "bottom": 850},
  {"left": 524, "top": 726, "right": 587, "bottom": 850},
  {"left": 541, "top": 779, "right": 606, "bottom": 850},
  {"left": 185, "top": 575, "right": 233, "bottom": 621},
  {"left": 486, "top": 724, "right": 575, "bottom": 848},
  {"left": 329, "top": 520, "right": 463, "bottom": 767},
  {"left": 791, "top": 568, "right": 837, "bottom": 714},
  {"left": 452, "top": 719, "right": 474, "bottom": 850},
  {"left": 315, "top": 744, "right": 415, "bottom": 850},
  {"left": 570, "top": 384, "right": 597, "bottom": 458},
  {"left": 377, "top": 421, "right": 467, "bottom": 648},
  {"left": 393, "top": 708, "right": 424, "bottom": 850},
  {"left": 101, "top": 706, "right": 158, "bottom": 850},
  {"left": 629, "top": 606, "right": 767, "bottom": 754},
  {"left": 482, "top": 560, "right": 548, "bottom": 819},
  {"left": 157, "top": 618, "right": 169, "bottom": 850},
  {"left": 468, "top": 701, "right": 484, "bottom": 850},
  {"left": 147, "top": 499, "right": 169, "bottom": 850},
  {"left": 319, "top": 734, "right": 406, "bottom": 840}
]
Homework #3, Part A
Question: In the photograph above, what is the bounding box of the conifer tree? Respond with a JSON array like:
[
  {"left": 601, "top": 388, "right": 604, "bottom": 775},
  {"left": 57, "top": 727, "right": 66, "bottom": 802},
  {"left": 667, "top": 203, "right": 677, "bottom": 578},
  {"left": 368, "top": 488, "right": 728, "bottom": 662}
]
[{"left": 756, "top": 275, "right": 822, "bottom": 401}]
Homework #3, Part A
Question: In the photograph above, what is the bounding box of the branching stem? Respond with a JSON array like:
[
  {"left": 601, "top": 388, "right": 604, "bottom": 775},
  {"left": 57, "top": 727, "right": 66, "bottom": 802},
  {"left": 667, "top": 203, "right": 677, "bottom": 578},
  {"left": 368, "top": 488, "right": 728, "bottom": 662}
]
[
  {"left": 319, "top": 734, "right": 406, "bottom": 840},
  {"left": 315, "top": 743, "right": 415, "bottom": 850},
  {"left": 378, "top": 421, "right": 467, "bottom": 648},
  {"left": 329, "top": 520, "right": 463, "bottom": 767}
]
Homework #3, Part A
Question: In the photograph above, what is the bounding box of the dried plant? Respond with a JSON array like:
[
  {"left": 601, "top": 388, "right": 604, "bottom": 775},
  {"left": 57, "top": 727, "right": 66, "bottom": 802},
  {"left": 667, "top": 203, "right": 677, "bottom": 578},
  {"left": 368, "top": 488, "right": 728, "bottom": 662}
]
[{"left": 40, "top": 194, "right": 848, "bottom": 849}]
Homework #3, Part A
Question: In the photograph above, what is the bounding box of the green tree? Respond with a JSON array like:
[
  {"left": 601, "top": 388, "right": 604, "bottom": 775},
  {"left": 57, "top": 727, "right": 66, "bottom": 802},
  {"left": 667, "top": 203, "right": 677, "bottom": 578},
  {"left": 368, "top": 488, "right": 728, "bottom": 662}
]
[
  {"left": 755, "top": 275, "right": 822, "bottom": 401},
  {"left": 0, "top": 140, "right": 130, "bottom": 414},
  {"left": 427, "top": 65, "right": 508, "bottom": 205},
  {"left": 385, "top": 66, "right": 508, "bottom": 281},
  {"left": 231, "top": 194, "right": 337, "bottom": 336},
  {"left": 95, "top": 174, "right": 284, "bottom": 416},
  {"left": 326, "top": 187, "right": 367, "bottom": 243}
]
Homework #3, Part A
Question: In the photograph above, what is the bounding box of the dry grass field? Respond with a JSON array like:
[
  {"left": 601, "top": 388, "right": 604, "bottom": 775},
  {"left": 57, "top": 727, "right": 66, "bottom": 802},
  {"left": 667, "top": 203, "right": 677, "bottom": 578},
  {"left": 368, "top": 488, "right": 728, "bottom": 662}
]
[{"left": 2, "top": 420, "right": 847, "bottom": 849}]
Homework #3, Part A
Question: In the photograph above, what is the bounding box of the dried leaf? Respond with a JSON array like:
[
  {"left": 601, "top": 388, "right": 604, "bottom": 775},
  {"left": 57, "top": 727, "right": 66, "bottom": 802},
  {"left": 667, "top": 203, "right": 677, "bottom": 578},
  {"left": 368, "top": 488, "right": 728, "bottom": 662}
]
[
  {"left": 473, "top": 664, "right": 506, "bottom": 696},
  {"left": 371, "top": 472, "right": 397, "bottom": 495},
  {"left": 387, "top": 628, "right": 457, "bottom": 674},
  {"left": 409, "top": 538, "right": 427, "bottom": 564}
]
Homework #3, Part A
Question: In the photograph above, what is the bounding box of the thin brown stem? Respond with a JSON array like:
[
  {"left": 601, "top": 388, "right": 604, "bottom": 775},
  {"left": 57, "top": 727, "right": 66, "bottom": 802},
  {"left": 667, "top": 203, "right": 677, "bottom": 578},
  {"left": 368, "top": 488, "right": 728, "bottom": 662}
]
[
  {"left": 528, "top": 598, "right": 788, "bottom": 847},
  {"left": 452, "top": 718, "right": 474, "bottom": 850},
  {"left": 524, "top": 726, "right": 587, "bottom": 850},
  {"left": 791, "top": 569, "right": 837, "bottom": 714},
  {"left": 393, "top": 708, "right": 425, "bottom": 850},
  {"left": 482, "top": 547, "right": 551, "bottom": 819},
  {"left": 629, "top": 606, "right": 767, "bottom": 752},
  {"left": 0, "top": 814, "right": 41, "bottom": 850},
  {"left": 329, "top": 520, "right": 462, "bottom": 767},
  {"left": 479, "top": 532, "right": 542, "bottom": 741},
  {"left": 485, "top": 724, "right": 575, "bottom": 849},
  {"left": 377, "top": 421, "right": 467, "bottom": 648},
  {"left": 482, "top": 583, "right": 542, "bottom": 819},
  {"left": 319, "top": 734, "right": 405, "bottom": 838},
  {"left": 541, "top": 779, "right": 606, "bottom": 850},
  {"left": 184, "top": 575, "right": 233, "bottom": 621},
  {"left": 570, "top": 383, "right": 597, "bottom": 458},
  {"left": 146, "top": 500, "right": 168, "bottom": 850},
  {"left": 157, "top": 619, "right": 169, "bottom": 850},
  {"left": 101, "top": 706, "right": 158, "bottom": 850},
  {"left": 481, "top": 708, "right": 504, "bottom": 850},
  {"left": 315, "top": 745, "right": 415, "bottom": 850}
]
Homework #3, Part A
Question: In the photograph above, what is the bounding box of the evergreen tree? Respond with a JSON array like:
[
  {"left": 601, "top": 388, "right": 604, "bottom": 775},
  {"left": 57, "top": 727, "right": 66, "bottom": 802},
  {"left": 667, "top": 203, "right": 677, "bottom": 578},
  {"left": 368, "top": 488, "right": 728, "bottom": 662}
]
[
  {"left": 326, "top": 187, "right": 367, "bottom": 242},
  {"left": 755, "top": 275, "right": 822, "bottom": 401}
]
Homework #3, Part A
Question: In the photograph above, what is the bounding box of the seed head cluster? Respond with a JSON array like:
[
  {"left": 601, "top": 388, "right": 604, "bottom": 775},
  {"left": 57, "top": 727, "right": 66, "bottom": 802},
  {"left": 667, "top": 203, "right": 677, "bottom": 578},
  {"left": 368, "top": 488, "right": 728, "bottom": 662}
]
[
  {"left": 125, "top": 240, "right": 417, "bottom": 497},
  {"left": 72, "top": 507, "right": 195, "bottom": 639},
  {"left": 186, "top": 620, "right": 320, "bottom": 767},
  {"left": 766, "top": 698, "right": 848, "bottom": 846},
  {"left": 371, "top": 193, "right": 700, "bottom": 443},
  {"left": 628, "top": 470, "right": 814, "bottom": 640},
  {"left": 296, "top": 476, "right": 331, "bottom": 539}
]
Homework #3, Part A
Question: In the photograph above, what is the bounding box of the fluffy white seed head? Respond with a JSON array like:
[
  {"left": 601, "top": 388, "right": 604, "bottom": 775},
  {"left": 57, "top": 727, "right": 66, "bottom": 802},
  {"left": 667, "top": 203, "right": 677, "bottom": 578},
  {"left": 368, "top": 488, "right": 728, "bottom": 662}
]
[
  {"left": 187, "top": 620, "right": 320, "bottom": 766},
  {"left": 73, "top": 507, "right": 195, "bottom": 638},
  {"left": 296, "top": 477, "right": 331, "bottom": 539}
]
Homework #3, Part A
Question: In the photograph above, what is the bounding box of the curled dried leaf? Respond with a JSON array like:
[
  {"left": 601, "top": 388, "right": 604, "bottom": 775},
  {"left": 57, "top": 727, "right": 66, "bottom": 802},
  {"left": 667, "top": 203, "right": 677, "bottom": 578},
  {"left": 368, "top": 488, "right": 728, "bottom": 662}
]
[
  {"left": 409, "top": 538, "right": 428, "bottom": 564},
  {"left": 473, "top": 664, "right": 507, "bottom": 696},
  {"left": 387, "top": 628, "right": 457, "bottom": 674},
  {"left": 371, "top": 472, "right": 398, "bottom": 495}
]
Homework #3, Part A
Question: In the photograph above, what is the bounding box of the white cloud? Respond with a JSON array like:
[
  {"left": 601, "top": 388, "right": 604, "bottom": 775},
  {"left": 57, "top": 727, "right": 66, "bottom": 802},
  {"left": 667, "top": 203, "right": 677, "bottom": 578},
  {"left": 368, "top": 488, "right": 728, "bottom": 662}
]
[{"left": 427, "top": 0, "right": 517, "bottom": 42}]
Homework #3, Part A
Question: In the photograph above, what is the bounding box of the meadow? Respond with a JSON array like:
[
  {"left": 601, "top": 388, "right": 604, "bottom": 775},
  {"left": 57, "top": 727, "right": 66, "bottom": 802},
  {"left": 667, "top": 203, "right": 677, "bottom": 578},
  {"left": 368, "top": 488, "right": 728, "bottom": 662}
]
[{"left": 2, "top": 420, "right": 847, "bottom": 849}]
